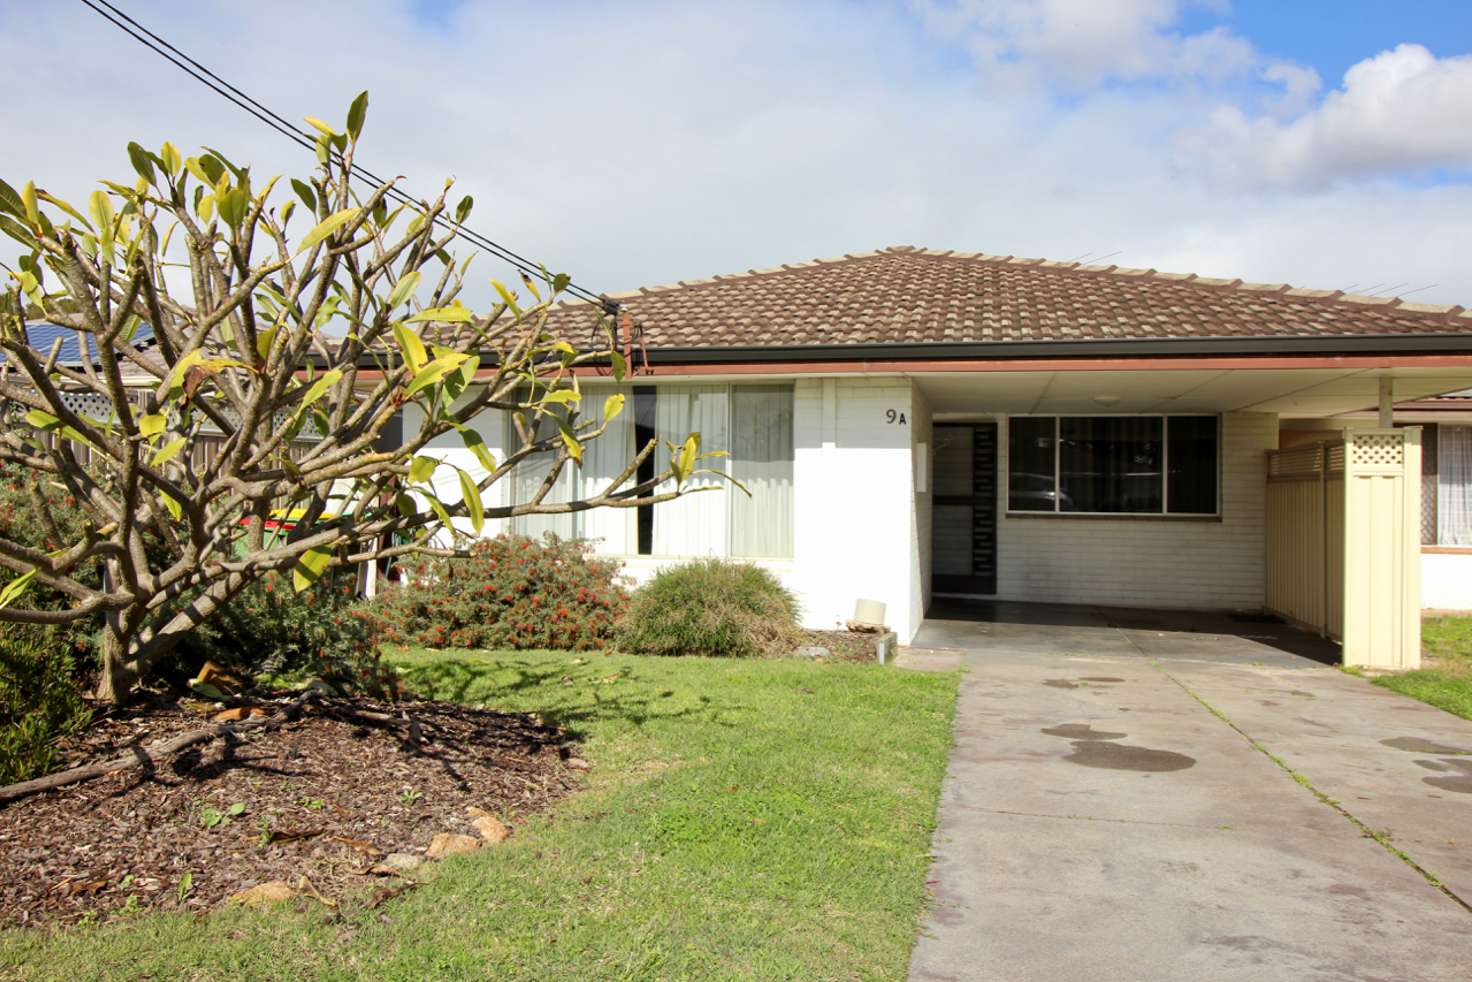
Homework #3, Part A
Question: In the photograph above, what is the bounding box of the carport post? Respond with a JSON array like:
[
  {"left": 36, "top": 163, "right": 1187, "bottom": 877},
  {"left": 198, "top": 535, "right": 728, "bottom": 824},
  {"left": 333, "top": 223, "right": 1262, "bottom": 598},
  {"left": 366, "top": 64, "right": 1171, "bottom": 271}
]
[{"left": 1339, "top": 428, "right": 1421, "bottom": 671}]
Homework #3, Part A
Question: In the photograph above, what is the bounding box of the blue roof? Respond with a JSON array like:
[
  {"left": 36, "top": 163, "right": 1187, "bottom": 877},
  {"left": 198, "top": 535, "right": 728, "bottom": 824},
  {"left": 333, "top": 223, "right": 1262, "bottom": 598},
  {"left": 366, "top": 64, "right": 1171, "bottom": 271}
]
[{"left": 9, "top": 322, "right": 155, "bottom": 367}]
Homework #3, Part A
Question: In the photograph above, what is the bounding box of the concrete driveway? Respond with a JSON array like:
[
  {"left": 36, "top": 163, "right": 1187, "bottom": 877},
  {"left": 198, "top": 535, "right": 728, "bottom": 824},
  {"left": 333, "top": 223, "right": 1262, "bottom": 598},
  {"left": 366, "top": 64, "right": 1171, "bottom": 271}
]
[{"left": 909, "top": 602, "right": 1472, "bottom": 982}]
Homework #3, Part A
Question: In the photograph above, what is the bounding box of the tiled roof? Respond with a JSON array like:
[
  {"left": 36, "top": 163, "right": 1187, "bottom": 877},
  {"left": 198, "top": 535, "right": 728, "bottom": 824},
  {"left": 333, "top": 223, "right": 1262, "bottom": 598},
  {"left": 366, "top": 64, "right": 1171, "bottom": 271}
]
[
  {"left": 8, "top": 322, "right": 156, "bottom": 367},
  {"left": 546, "top": 245, "right": 1472, "bottom": 350}
]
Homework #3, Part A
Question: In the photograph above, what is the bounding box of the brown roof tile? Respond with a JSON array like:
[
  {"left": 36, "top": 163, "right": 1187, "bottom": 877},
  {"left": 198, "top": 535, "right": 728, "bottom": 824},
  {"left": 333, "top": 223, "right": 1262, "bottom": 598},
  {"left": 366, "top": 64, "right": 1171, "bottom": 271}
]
[{"left": 544, "top": 245, "right": 1471, "bottom": 350}]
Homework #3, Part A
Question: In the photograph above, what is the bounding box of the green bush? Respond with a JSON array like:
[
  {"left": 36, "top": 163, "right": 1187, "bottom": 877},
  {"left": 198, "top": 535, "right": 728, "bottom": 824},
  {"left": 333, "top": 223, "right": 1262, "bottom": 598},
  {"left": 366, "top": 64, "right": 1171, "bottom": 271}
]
[
  {"left": 615, "top": 559, "right": 802, "bottom": 658},
  {"left": 366, "top": 534, "right": 626, "bottom": 651},
  {"left": 0, "top": 625, "right": 91, "bottom": 785},
  {"left": 178, "top": 570, "right": 395, "bottom": 697}
]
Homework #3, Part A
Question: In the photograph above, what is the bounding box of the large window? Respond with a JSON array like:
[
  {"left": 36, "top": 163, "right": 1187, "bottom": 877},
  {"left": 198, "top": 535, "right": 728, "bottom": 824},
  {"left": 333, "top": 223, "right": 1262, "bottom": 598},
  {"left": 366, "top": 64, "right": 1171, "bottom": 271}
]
[
  {"left": 1427, "top": 423, "right": 1472, "bottom": 545},
  {"left": 1007, "top": 415, "right": 1219, "bottom": 515},
  {"left": 510, "top": 384, "right": 794, "bottom": 557}
]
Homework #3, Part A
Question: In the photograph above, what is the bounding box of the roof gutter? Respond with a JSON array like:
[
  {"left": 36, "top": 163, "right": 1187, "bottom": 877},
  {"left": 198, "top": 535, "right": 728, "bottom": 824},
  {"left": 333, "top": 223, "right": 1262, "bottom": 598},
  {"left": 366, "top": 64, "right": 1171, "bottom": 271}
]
[{"left": 632, "top": 333, "right": 1472, "bottom": 364}]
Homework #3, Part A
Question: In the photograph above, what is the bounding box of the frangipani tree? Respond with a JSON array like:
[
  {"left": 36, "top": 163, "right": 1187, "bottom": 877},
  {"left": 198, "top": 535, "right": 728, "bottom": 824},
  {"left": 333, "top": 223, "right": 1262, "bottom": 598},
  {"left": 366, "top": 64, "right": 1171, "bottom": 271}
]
[{"left": 0, "top": 94, "right": 715, "bottom": 703}]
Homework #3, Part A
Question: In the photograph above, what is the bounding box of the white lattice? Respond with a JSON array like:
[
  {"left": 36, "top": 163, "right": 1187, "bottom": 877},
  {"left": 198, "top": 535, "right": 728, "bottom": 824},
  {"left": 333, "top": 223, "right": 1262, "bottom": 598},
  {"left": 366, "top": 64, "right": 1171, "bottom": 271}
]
[
  {"left": 59, "top": 391, "right": 115, "bottom": 421},
  {"left": 1349, "top": 431, "right": 1404, "bottom": 468}
]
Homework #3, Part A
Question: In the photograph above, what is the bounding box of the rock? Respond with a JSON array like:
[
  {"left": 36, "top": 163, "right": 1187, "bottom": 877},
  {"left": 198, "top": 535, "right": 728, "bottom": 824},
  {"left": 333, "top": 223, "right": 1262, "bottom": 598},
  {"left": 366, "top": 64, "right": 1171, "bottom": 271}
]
[
  {"left": 377, "top": 852, "right": 425, "bottom": 872},
  {"left": 426, "top": 833, "right": 480, "bottom": 859},
  {"left": 228, "top": 880, "right": 296, "bottom": 907},
  {"left": 564, "top": 757, "right": 591, "bottom": 771},
  {"left": 794, "top": 645, "right": 830, "bottom": 659},
  {"left": 470, "top": 815, "right": 511, "bottom": 844}
]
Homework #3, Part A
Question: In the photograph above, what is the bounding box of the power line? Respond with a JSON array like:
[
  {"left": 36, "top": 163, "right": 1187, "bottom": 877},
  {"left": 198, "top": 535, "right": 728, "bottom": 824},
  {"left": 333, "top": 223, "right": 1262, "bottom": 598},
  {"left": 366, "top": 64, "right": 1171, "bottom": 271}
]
[{"left": 77, "top": 0, "right": 610, "bottom": 309}]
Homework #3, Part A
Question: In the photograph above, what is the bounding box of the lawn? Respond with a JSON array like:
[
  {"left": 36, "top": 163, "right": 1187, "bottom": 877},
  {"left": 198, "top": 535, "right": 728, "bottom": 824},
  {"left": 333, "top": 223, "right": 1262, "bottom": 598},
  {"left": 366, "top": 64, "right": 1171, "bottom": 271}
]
[
  {"left": 1371, "top": 616, "right": 1472, "bottom": 720},
  {"left": 0, "top": 649, "right": 958, "bottom": 981}
]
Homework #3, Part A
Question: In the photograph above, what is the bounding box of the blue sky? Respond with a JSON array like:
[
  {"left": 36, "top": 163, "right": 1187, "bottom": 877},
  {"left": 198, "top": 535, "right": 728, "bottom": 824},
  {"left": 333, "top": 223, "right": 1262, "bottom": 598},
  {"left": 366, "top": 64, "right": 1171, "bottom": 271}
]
[{"left": 4, "top": 1, "right": 1472, "bottom": 304}]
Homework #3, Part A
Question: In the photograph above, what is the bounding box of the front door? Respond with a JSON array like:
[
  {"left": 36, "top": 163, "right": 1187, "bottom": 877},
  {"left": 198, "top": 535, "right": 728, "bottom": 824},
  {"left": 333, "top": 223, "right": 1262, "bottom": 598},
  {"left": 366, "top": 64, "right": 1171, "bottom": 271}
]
[{"left": 932, "top": 422, "right": 998, "bottom": 595}]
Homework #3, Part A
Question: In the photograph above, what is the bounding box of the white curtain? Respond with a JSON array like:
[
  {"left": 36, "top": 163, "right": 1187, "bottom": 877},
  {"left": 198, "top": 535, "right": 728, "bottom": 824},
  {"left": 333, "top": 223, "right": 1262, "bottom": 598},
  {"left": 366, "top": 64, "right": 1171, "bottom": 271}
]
[
  {"left": 508, "top": 411, "right": 576, "bottom": 540},
  {"left": 1439, "top": 425, "right": 1472, "bottom": 545},
  {"left": 580, "top": 386, "right": 636, "bottom": 554},
  {"left": 729, "top": 385, "right": 794, "bottom": 558},
  {"left": 652, "top": 385, "right": 729, "bottom": 556}
]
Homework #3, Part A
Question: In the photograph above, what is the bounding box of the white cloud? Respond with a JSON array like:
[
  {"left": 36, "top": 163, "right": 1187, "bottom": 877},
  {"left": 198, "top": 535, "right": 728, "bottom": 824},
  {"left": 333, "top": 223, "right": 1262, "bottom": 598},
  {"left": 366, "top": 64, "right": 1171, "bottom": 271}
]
[
  {"left": 0, "top": 1, "right": 1469, "bottom": 309},
  {"left": 1185, "top": 44, "right": 1472, "bottom": 189},
  {"left": 912, "top": 0, "right": 1252, "bottom": 88}
]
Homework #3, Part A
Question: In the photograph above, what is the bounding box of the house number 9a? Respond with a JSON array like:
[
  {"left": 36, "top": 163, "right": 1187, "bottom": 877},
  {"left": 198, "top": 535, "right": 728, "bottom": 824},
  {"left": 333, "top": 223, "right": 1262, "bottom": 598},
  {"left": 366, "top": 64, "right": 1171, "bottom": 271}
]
[{"left": 886, "top": 409, "right": 908, "bottom": 425}]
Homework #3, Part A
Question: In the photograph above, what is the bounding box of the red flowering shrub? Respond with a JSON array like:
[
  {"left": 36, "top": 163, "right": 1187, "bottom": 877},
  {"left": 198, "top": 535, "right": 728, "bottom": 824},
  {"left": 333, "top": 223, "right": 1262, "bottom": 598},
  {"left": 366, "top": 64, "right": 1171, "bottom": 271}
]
[{"left": 367, "top": 534, "right": 627, "bottom": 651}]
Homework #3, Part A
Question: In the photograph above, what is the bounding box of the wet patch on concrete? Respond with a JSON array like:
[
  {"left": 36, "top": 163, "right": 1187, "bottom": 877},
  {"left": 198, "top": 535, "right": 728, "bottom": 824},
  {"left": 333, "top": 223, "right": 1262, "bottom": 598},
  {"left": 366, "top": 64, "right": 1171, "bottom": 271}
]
[
  {"left": 1042, "top": 679, "right": 1079, "bottom": 689},
  {"left": 1289, "top": 690, "right": 1316, "bottom": 699},
  {"left": 1381, "top": 736, "right": 1472, "bottom": 755},
  {"left": 1327, "top": 883, "right": 1370, "bottom": 898},
  {"left": 1417, "top": 758, "right": 1472, "bottom": 794},
  {"left": 1040, "top": 723, "right": 1127, "bottom": 741},
  {"left": 1063, "top": 741, "right": 1197, "bottom": 772},
  {"left": 1079, "top": 677, "right": 1125, "bottom": 683}
]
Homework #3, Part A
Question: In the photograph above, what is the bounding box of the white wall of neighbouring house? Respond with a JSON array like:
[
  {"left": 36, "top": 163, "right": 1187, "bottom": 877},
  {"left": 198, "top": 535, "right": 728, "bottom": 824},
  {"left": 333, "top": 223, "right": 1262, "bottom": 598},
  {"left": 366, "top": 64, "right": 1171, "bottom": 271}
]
[
  {"left": 982, "top": 411, "right": 1279, "bottom": 610},
  {"left": 1423, "top": 553, "right": 1472, "bottom": 611}
]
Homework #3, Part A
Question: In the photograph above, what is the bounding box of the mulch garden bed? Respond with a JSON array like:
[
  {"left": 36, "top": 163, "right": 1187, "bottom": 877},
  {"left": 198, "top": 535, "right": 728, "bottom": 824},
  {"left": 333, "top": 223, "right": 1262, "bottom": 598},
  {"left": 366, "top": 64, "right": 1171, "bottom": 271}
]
[{"left": 0, "top": 692, "right": 581, "bottom": 927}]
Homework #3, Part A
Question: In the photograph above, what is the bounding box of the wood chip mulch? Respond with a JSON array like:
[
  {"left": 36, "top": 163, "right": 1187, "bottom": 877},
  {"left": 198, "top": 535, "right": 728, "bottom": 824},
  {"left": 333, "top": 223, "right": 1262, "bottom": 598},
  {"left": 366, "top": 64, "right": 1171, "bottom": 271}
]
[{"left": 0, "top": 694, "right": 580, "bottom": 927}]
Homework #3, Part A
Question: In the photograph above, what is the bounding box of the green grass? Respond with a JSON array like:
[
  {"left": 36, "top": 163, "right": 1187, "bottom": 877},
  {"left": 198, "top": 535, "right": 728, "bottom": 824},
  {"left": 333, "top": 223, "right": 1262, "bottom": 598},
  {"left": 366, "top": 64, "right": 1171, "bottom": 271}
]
[
  {"left": 0, "top": 649, "right": 959, "bottom": 981},
  {"left": 1371, "top": 616, "right": 1472, "bottom": 720}
]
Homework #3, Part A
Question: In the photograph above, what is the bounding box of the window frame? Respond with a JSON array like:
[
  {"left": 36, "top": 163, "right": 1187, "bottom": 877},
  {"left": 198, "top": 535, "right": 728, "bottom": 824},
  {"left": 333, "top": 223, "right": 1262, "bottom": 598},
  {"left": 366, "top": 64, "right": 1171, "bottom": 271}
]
[
  {"left": 1004, "top": 413, "right": 1222, "bottom": 518},
  {"left": 1433, "top": 422, "right": 1472, "bottom": 547}
]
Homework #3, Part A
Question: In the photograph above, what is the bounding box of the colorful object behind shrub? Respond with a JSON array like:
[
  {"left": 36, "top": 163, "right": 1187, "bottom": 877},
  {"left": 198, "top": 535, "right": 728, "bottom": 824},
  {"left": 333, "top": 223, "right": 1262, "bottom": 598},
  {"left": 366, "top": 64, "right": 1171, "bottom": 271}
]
[
  {"left": 368, "top": 535, "right": 627, "bottom": 651},
  {"left": 616, "top": 559, "right": 802, "bottom": 658}
]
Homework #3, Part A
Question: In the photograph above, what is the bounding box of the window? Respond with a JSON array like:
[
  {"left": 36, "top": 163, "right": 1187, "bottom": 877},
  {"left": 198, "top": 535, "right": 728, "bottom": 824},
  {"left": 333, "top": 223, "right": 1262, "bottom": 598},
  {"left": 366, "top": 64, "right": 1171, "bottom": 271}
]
[
  {"left": 1007, "top": 415, "right": 1219, "bottom": 515},
  {"left": 510, "top": 384, "right": 795, "bottom": 557},
  {"left": 1436, "top": 424, "right": 1472, "bottom": 545}
]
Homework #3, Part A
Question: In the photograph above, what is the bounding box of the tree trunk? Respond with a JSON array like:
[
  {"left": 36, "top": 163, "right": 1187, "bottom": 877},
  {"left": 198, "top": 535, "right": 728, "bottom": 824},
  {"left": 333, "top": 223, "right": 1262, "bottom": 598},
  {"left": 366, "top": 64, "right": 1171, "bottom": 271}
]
[{"left": 94, "top": 628, "right": 133, "bottom": 704}]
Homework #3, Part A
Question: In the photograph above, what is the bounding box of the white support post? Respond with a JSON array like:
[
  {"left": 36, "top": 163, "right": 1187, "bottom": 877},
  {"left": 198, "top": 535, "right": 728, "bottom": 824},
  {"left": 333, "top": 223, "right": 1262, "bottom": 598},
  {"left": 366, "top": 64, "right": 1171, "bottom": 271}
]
[{"left": 1378, "top": 377, "right": 1394, "bottom": 428}]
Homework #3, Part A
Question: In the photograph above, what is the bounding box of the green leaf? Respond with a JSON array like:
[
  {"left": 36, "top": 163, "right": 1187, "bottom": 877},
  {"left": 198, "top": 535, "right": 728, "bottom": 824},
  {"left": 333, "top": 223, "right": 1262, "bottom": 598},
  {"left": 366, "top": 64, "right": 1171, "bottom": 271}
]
[
  {"left": 405, "top": 303, "right": 472, "bottom": 324},
  {"left": 294, "top": 369, "right": 343, "bottom": 416},
  {"left": 346, "top": 90, "right": 369, "bottom": 141},
  {"left": 457, "top": 467, "right": 484, "bottom": 534},
  {"left": 453, "top": 424, "right": 497, "bottom": 473},
  {"left": 296, "top": 207, "right": 361, "bottom": 254},
  {"left": 0, "top": 568, "right": 37, "bottom": 609},
  {"left": 558, "top": 420, "right": 584, "bottom": 464},
  {"left": 160, "top": 141, "right": 182, "bottom": 178},
  {"left": 151, "top": 436, "right": 187, "bottom": 466},
  {"left": 304, "top": 116, "right": 337, "bottom": 138},
  {"left": 490, "top": 279, "right": 520, "bottom": 314},
  {"left": 197, "top": 153, "right": 225, "bottom": 184},
  {"left": 609, "top": 347, "right": 627, "bottom": 382},
  {"left": 227, "top": 802, "right": 246, "bottom": 817},
  {"left": 404, "top": 356, "right": 466, "bottom": 398},
  {"left": 290, "top": 178, "right": 316, "bottom": 212},
  {"left": 422, "top": 491, "right": 455, "bottom": 536},
  {"left": 408, "top": 455, "right": 438, "bottom": 485},
  {"left": 138, "top": 413, "right": 167, "bottom": 439},
  {"left": 391, "top": 322, "right": 429, "bottom": 373},
  {"left": 386, "top": 270, "right": 421, "bottom": 311},
  {"left": 539, "top": 389, "right": 581, "bottom": 406},
  {"left": 676, "top": 433, "right": 700, "bottom": 484},
  {"left": 24, "top": 409, "right": 59, "bottom": 429},
  {"left": 126, "top": 142, "right": 156, "bottom": 184},
  {"left": 160, "top": 491, "right": 183, "bottom": 521},
  {"left": 292, "top": 546, "right": 333, "bottom": 592},
  {"left": 88, "top": 191, "right": 114, "bottom": 240},
  {"left": 217, "top": 187, "right": 248, "bottom": 228},
  {"left": 552, "top": 272, "right": 571, "bottom": 294},
  {"left": 394, "top": 493, "right": 418, "bottom": 518},
  {"left": 603, "top": 392, "right": 625, "bottom": 423},
  {"left": 0, "top": 178, "right": 23, "bottom": 218},
  {"left": 255, "top": 325, "right": 280, "bottom": 362},
  {"left": 455, "top": 195, "right": 473, "bottom": 223},
  {"left": 21, "top": 181, "right": 39, "bottom": 226}
]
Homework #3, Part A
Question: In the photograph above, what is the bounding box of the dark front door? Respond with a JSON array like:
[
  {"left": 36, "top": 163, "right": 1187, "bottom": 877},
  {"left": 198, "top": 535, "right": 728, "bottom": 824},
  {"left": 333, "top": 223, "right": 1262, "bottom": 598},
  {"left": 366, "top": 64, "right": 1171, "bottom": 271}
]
[{"left": 932, "top": 422, "right": 998, "bottom": 595}]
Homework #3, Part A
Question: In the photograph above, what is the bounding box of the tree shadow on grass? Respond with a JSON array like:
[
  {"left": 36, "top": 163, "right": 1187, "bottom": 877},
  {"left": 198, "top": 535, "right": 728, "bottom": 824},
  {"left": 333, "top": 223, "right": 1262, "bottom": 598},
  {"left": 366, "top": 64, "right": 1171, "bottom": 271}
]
[{"left": 394, "top": 654, "right": 747, "bottom": 742}]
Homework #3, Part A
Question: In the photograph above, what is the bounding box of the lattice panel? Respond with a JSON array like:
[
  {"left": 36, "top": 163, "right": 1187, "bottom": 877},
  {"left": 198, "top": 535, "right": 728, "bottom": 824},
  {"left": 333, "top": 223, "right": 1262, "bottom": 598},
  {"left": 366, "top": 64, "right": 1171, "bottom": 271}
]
[
  {"left": 59, "top": 391, "right": 115, "bottom": 420},
  {"left": 1348, "top": 432, "right": 1404, "bottom": 469}
]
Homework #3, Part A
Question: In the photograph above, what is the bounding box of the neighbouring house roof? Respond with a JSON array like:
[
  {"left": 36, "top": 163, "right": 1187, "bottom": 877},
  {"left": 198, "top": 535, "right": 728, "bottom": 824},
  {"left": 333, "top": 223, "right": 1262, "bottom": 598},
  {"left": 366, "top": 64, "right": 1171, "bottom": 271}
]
[
  {"left": 6, "top": 322, "right": 157, "bottom": 371},
  {"left": 544, "top": 245, "right": 1472, "bottom": 354}
]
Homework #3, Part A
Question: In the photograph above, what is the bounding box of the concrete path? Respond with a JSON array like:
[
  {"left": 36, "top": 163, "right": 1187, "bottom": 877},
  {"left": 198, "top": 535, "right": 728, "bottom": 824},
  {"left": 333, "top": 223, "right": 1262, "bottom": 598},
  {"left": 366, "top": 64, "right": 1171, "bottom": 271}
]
[{"left": 909, "top": 603, "right": 1472, "bottom": 982}]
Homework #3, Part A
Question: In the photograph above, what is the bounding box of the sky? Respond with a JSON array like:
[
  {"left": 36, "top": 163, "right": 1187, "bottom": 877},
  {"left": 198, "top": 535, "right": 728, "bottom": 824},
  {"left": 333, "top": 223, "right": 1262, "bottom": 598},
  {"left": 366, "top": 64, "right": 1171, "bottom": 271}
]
[{"left": 3, "top": 0, "right": 1472, "bottom": 306}]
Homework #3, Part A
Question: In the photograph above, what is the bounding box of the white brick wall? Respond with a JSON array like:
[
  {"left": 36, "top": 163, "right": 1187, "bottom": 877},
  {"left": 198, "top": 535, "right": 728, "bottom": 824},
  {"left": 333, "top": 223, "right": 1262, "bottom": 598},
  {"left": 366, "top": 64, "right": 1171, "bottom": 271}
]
[{"left": 986, "top": 412, "right": 1277, "bottom": 609}]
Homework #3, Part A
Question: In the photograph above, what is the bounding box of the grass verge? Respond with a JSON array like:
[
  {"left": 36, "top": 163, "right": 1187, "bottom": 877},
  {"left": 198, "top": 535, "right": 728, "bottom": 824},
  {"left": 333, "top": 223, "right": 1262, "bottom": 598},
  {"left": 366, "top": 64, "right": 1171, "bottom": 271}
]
[
  {"left": 0, "top": 649, "right": 958, "bottom": 981},
  {"left": 1370, "top": 616, "right": 1472, "bottom": 720}
]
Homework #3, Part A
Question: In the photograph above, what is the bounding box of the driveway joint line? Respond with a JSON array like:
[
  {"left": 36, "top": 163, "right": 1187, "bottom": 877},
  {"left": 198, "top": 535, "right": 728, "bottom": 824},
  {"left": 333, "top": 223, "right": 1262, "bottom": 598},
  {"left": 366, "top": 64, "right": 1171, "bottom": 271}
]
[
  {"left": 1147, "top": 657, "right": 1472, "bottom": 917},
  {"left": 974, "top": 806, "right": 1248, "bottom": 832}
]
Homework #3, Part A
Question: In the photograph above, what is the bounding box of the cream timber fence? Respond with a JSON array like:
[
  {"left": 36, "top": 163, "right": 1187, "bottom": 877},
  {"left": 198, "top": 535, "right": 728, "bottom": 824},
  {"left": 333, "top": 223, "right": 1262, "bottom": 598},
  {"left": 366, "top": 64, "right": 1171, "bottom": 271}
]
[{"left": 1265, "top": 429, "right": 1421, "bottom": 670}]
